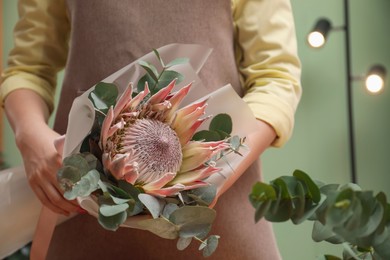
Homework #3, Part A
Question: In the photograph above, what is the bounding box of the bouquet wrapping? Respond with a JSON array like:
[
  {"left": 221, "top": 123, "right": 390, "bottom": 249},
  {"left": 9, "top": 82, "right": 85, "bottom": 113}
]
[{"left": 55, "top": 44, "right": 262, "bottom": 255}]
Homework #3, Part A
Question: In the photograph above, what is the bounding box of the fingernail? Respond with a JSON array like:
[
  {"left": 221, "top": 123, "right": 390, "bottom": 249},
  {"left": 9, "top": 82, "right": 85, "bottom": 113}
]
[{"left": 77, "top": 207, "right": 88, "bottom": 214}]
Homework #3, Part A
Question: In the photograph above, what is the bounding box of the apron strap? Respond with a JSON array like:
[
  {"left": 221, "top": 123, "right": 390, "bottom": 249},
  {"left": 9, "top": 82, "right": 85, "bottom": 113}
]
[{"left": 30, "top": 207, "right": 58, "bottom": 260}]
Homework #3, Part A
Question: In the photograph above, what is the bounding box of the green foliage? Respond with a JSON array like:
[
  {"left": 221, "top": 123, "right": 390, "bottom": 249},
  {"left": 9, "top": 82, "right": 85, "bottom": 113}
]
[
  {"left": 88, "top": 82, "right": 118, "bottom": 113},
  {"left": 136, "top": 49, "right": 188, "bottom": 95},
  {"left": 192, "top": 113, "right": 232, "bottom": 142},
  {"left": 249, "top": 170, "right": 390, "bottom": 260},
  {"left": 57, "top": 153, "right": 100, "bottom": 199}
]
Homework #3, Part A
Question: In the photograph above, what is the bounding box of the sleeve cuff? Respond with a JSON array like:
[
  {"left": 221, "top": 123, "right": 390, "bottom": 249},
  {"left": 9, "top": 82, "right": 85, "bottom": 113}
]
[
  {"left": 0, "top": 73, "right": 55, "bottom": 113},
  {"left": 243, "top": 93, "right": 295, "bottom": 147}
]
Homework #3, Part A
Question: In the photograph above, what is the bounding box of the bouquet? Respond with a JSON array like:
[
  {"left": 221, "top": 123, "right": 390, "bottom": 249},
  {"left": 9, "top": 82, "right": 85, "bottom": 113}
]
[{"left": 55, "top": 44, "right": 258, "bottom": 257}]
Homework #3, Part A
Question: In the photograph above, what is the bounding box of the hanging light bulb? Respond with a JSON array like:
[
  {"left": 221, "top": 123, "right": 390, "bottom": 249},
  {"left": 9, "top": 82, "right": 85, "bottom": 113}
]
[
  {"left": 365, "top": 64, "right": 387, "bottom": 94},
  {"left": 307, "top": 19, "right": 332, "bottom": 48}
]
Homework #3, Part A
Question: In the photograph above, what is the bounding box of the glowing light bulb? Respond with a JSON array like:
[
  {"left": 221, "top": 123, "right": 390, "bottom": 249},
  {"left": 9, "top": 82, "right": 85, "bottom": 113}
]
[
  {"left": 308, "top": 31, "right": 326, "bottom": 48},
  {"left": 365, "top": 74, "right": 384, "bottom": 94}
]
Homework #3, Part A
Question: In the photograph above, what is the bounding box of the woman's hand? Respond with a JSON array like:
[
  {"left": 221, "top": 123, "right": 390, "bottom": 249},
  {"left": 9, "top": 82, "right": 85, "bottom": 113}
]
[
  {"left": 4, "top": 89, "right": 79, "bottom": 215},
  {"left": 16, "top": 122, "right": 79, "bottom": 215}
]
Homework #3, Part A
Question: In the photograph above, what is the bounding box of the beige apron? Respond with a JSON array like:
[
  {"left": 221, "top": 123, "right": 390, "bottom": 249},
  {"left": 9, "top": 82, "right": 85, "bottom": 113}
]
[{"left": 42, "top": 1, "right": 281, "bottom": 259}]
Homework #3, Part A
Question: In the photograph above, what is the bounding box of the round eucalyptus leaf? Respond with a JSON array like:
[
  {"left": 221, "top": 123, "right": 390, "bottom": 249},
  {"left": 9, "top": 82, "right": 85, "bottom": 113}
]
[
  {"left": 139, "top": 193, "right": 165, "bottom": 219},
  {"left": 180, "top": 223, "right": 212, "bottom": 239},
  {"left": 249, "top": 182, "right": 276, "bottom": 208},
  {"left": 63, "top": 154, "right": 90, "bottom": 175},
  {"left": 312, "top": 220, "right": 339, "bottom": 243},
  {"left": 229, "top": 135, "right": 241, "bottom": 151},
  {"left": 137, "top": 73, "right": 156, "bottom": 93},
  {"left": 106, "top": 184, "right": 132, "bottom": 200},
  {"left": 188, "top": 185, "right": 217, "bottom": 205},
  {"left": 162, "top": 203, "right": 179, "bottom": 219},
  {"left": 177, "top": 237, "right": 192, "bottom": 251},
  {"left": 57, "top": 165, "right": 81, "bottom": 184},
  {"left": 293, "top": 169, "right": 321, "bottom": 203},
  {"left": 138, "top": 60, "right": 158, "bottom": 81},
  {"left": 100, "top": 203, "right": 129, "bottom": 217},
  {"left": 169, "top": 206, "right": 216, "bottom": 227},
  {"left": 98, "top": 210, "right": 127, "bottom": 231},
  {"left": 128, "top": 201, "right": 144, "bottom": 216},
  {"left": 137, "top": 218, "right": 179, "bottom": 239},
  {"left": 118, "top": 180, "right": 141, "bottom": 201},
  {"left": 202, "top": 235, "right": 220, "bottom": 257},
  {"left": 191, "top": 130, "right": 221, "bottom": 142},
  {"left": 91, "top": 82, "right": 118, "bottom": 108},
  {"left": 209, "top": 113, "right": 232, "bottom": 134},
  {"left": 110, "top": 195, "right": 131, "bottom": 205}
]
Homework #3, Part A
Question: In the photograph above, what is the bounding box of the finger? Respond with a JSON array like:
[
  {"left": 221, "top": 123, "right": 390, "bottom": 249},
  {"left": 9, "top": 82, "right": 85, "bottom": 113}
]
[
  {"left": 45, "top": 182, "right": 80, "bottom": 213},
  {"left": 31, "top": 185, "right": 70, "bottom": 215}
]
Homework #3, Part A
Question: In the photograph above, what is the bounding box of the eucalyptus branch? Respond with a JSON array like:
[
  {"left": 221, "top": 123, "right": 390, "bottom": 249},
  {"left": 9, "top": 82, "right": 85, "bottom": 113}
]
[{"left": 249, "top": 170, "right": 390, "bottom": 260}]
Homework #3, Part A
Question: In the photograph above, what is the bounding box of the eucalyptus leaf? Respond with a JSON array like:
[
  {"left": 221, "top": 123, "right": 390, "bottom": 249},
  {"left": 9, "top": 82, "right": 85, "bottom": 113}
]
[
  {"left": 209, "top": 113, "right": 232, "bottom": 135},
  {"left": 137, "top": 218, "right": 179, "bottom": 239},
  {"left": 57, "top": 165, "right": 81, "bottom": 185},
  {"left": 138, "top": 60, "right": 159, "bottom": 81},
  {"left": 229, "top": 135, "right": 241, "bottom": 152},
  {"left": 202, "top": 235, "right": 220, "bottom": 257},
  {"left": 139, "top": 193, "right": 166, "bottom": 219},
  {"left": 89, "top": 82, "right": 118, "bottom": 109},
  {"left": 192, "top": 130, "right": 221, "bottom": 142},
  {"left": 63, "top": 154, "right": 90, "bottom": 175},
  {"left": 177, "top": 237, "right": 192, "bottom": 251},
  {"left": 98, "top": 210, "right": 127, "bottom": 231},
  {"left": 188, "top": 185, "right": 217, "bottom": 205},
  {"left": 118, "top": 180, "right": 141, "bottom": 201},
  {"left": 137, "top": 73, "right": 156, "bottom": 94},
  {"left": 100, "top": 203, "right": 129, "bottom": 217},
  {"left": 153, "top": 49, "right": 164, "bottom": 67},
  {"left": 106, "top": 184, "right": 132, "bottom": 200},
  {"left": 162, "top": 203, "right": 180, "bottom": 219},
  {"left": 169, "top": 206, "right": 216, "bottom": 227},
  {"left": 293, "top": 169, "right": 321, "bottom": 203}
]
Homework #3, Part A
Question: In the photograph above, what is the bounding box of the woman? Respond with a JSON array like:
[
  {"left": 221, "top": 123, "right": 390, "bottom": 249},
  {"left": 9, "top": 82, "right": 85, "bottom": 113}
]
[{"left": 1, "top": 0, "right": 301, "bottom": 259}]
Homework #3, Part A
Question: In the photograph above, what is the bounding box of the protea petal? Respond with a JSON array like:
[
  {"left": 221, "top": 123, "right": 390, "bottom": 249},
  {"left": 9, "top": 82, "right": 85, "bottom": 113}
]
[
  {"left": 182, "top": 140, "right": 228, "bottom": 158},
  {"left": 176, "top": 117, "right": 210, "bottom": 146},
  {"left": 124, "top": 169, "right": 139, "bottom": 185},
  {"left": 105, "top": 153, "right": 131, "bottom": 179},
  {"left": 113, "top": 83, "right": 133, "bottom": 119},
  {"left": 125, "top": 83, "right": 150, "bottom": 111},
  {"left": 143, "top": 172, "right": 176, "bottom": 190},
  {"left": 146, "top": 183, "right": 186, "bottom": 197},
  {"left": 151, "top": 100, "right": 172, "bottom": 112},
  {"left": 182, "top": 181, "right": 209, "bottom": 191},
  {"left": 171, "top": 99, "right": 208, "bottom": 125},
  {"left": 101, "top": 107, "right": 114, "bottom": 148},
  {"left": 107, "top": 118, "right": 125, "bottom": 139},
  {"left": 148, "top": 79, "right": 176, "bottom": 105},
  {"left": 170, "top": 166, "right": 220, "bottom": 185},
  {"left": 165, "top": 82, "right": 193, "bottom": 122}
]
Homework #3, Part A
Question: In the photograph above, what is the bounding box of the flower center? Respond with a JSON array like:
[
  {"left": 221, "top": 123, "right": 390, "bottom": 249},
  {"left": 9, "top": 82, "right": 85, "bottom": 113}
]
[{"left": 121, "top": 119, "right": 182, "bottom": 183}]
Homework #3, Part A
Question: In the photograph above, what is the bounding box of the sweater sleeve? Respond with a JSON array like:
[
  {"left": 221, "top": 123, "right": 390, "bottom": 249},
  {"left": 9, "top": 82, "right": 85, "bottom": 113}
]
[
  {"left": 232, "top": 0, "right": 302, "bottom": 147},
  {"left": 0, "top": 0, "right": 70, "bottom": 113}
]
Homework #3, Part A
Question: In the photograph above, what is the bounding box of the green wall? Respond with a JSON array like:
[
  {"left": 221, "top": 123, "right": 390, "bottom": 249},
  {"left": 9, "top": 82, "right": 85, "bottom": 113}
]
[{"left": 2, "top": 0, "right": 390, "bottom": 259}]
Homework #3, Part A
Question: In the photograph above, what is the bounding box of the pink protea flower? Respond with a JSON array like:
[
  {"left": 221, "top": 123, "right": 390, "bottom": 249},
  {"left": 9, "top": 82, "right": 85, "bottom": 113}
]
[{"left": 100, "top": 80, "right": 228, "bottom": 197}]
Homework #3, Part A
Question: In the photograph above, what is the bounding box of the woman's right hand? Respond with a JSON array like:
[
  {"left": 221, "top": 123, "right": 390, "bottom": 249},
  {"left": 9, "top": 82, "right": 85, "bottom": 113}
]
[
  {"left": 16, "top": 122, "right": 80, "bottom": 215},
  {"left": 4, "top": 89, "right": 79, "bottom": 216}
]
